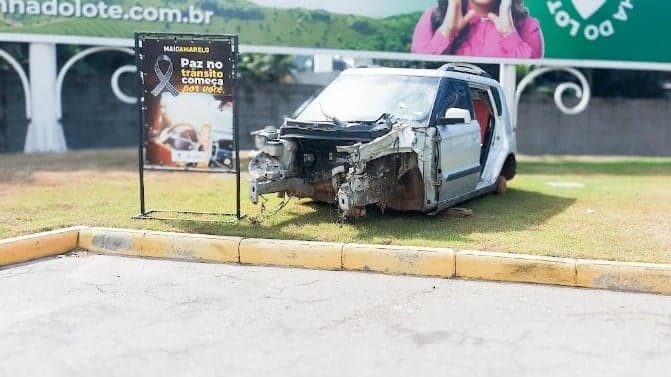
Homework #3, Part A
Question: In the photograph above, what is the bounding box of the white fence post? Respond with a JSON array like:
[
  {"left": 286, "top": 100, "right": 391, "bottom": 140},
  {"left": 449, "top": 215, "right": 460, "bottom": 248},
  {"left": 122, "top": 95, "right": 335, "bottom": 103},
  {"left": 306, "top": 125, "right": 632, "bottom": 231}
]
[{"left": 499, "top": 64, "right": 517, "bottom": 126}]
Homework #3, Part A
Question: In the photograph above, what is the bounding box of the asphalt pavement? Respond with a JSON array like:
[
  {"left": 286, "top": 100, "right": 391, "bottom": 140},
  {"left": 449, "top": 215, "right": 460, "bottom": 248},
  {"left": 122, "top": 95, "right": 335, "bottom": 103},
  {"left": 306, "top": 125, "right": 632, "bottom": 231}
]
[{"left": 1, "top": 253, "right": 670, "bottom": 377}]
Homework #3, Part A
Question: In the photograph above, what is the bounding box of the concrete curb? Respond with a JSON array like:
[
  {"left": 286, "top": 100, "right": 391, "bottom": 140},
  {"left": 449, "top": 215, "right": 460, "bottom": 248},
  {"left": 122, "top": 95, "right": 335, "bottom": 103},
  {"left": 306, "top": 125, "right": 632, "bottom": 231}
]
[
  {"left": 240, "top": 238, "right": 343, "bottom": 270},
  {"left": 343, "top": 244, "right": 455, "bottom": 278},
  {"left": 456, "top": 250, "right": 577, "bottom": 287},
  {"left": 2, "top": 227, "right": 671, "bottom": 295},
  {"left": 78, "top": 227, "right": 241, "bottom": 264},
  {"left": 576, "top": 260, "right": 671, "bottom": 295},
  {"left": 0, "top": 227, "right": 80, "bottom": 267}
]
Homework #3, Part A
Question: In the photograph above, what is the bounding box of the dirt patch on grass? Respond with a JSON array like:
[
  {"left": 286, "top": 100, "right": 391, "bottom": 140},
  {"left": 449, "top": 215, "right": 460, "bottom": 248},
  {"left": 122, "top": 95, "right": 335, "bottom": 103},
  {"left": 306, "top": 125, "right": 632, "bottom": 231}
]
[{"left": 0, "top": 148, "right": 136, "bottom": 182}]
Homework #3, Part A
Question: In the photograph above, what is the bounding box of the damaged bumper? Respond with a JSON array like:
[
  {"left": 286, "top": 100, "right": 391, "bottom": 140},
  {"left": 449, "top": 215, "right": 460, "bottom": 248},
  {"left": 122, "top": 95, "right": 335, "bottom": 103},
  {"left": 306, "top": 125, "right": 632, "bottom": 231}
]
[
  {"left": 249, "top": 177, "right": 314, "bottom": 205},
  {"left": 249, "top": 124, "right": 430, "bottom": 217}
]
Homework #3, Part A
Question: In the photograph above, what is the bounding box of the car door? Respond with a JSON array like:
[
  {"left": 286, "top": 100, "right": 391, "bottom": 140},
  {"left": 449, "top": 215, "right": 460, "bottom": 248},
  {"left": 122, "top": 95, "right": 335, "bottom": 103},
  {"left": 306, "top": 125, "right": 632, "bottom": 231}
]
[{"left": 435, "top": 80, "right": 482, "bottom": 201}]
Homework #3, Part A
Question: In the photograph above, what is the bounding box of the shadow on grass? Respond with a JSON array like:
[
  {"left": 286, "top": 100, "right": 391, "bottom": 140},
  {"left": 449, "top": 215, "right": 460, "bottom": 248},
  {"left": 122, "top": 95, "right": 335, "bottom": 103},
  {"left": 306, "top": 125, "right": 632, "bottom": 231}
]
[
  {"left": 169, "top": 188, "right": 576, "bottom": 245},
  {"left": 520, "top": 160, "right": 671, "bottom": 176}
]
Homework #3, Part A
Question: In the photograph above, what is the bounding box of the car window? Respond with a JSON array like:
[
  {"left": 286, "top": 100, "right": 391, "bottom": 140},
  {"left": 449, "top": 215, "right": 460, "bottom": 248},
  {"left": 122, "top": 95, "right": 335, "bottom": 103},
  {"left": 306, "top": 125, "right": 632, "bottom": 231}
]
[
  {"left": 490, "top": 87, "right": 503, "bottom": 116},
  {"left": 441, "top": 80, "right": 474, "bottom": 119},
  {"left": 296, "top": 74, "right": 440, "bottom": 125}
]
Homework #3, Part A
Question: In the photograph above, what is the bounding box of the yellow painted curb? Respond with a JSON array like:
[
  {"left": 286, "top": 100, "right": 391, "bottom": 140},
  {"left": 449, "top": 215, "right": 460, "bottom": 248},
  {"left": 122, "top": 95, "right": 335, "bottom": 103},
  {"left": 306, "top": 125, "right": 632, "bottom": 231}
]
[
  {"left": 456, "top": 250, "right": 577, "bottom": 287},
  {"left": 239, "top": 238, "right": 343, "bottom": 270},
  {"left": 142, "top": 231, "right": 241, "bottom": 263},
  {"left": 78, "top": 227, "right": 144, "bottom": 255},
  {"left": 576, "top": 260, "right": 671, "bottom": 295},
  {"left": 0, "top": 227, "right": 79, "bottom": 267},
  {"left": 343, "top": 244, "right": 455, "bottom": 278},
  {"left": 79, "top": 228, "right": 242, "bottom": 264},
  {"left": 4, "top": 227, "right": 671, "bottom": 296}
]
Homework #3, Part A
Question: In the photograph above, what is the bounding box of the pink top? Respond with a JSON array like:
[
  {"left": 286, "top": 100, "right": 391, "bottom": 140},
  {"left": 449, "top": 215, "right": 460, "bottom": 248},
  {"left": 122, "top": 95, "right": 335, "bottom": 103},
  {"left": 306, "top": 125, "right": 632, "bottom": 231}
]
[{"left": 411, "top": 8, "right": 544, "bottom": 58}]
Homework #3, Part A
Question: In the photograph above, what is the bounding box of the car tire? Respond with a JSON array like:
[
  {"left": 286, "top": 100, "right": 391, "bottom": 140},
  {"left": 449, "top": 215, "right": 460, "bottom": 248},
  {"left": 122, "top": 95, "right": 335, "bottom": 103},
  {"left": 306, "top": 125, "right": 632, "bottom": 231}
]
[
  {"left": 501, "top": 154, "right": 517, "bottom": 181},
  {"left": 495, "top": 176, "right": 508, "bottom": 195}
]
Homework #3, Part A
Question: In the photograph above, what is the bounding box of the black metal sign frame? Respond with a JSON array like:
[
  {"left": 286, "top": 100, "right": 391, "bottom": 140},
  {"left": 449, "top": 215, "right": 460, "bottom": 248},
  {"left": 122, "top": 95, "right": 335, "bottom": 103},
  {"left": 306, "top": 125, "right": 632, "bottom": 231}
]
[{"left": 134, "top": 32, "right": 242, "bottom": 222}]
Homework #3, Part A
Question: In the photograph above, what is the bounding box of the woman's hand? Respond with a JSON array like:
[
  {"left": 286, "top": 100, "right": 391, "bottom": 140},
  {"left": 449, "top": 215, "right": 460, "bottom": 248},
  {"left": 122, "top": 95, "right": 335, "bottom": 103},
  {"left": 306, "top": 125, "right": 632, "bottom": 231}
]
[
  {"left": 438, "top": 0, "right": 476, "bottom": 39},
  {"left": 488, "top": 0, "right": 515, "bottom": 36}
]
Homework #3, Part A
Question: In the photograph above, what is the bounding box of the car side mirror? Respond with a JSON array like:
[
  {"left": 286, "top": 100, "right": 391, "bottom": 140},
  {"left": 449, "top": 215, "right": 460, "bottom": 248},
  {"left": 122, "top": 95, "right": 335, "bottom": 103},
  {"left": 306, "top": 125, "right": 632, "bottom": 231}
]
[{"left": 437, "top": 108, "right": 472, "bottom": 126}]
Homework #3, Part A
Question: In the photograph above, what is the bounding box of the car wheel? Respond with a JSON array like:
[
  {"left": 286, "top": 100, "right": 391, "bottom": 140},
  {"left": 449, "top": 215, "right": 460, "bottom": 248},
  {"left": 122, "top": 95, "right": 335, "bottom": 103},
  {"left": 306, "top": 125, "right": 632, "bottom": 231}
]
[
  {"left": 501, "top": 154, "right": 517, "bottom": 181},
  {"left": 495, "top": 176, "right": 507, "bottom": 195}
]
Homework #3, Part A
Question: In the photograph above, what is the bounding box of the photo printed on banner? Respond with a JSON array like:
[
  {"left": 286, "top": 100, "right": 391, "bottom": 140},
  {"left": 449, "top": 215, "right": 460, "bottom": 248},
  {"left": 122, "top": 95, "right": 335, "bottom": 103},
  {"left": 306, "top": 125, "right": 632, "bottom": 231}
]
[{"left": 140, "top": 37, "right": 235, "bottom": 171}]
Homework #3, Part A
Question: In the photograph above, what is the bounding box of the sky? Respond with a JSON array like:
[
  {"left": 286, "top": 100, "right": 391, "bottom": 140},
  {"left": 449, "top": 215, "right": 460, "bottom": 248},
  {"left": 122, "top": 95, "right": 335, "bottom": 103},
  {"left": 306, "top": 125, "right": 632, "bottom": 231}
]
[{"left": 250, "top": 0, "right": 436, "bottom": 18}]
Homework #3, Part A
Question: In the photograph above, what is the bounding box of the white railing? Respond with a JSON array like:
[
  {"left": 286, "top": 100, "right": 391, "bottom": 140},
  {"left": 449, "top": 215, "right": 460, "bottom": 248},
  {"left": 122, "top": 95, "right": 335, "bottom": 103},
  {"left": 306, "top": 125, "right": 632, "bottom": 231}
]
[
  {"left": 56, "top": 46, "right": 135, "bottom": 120},
  {"left": 513, "top": 66, "right": 591, "bottom": 128},
  {"left": 0, "top": 48, "right": 32, "bottom": 121},
  {"left": 1, "top": 45, "right": 594, "bottom": 153},
  {"left": 111, "top": 65, "right": 138, "bottom": 105}
]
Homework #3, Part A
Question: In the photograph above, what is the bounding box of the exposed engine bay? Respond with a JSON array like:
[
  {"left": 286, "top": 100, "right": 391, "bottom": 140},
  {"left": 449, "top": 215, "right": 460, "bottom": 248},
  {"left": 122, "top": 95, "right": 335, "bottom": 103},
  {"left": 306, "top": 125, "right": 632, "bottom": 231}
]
[{"left": 249, "top": 116, "right": 427, "bottom": 218}]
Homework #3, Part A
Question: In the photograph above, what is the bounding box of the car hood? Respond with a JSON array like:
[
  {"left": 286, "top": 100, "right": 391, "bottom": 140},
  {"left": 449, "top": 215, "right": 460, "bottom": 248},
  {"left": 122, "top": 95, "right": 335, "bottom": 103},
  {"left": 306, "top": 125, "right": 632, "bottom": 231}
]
[{"left": 279, "top": 118, "right": 393, "bottom": 143}]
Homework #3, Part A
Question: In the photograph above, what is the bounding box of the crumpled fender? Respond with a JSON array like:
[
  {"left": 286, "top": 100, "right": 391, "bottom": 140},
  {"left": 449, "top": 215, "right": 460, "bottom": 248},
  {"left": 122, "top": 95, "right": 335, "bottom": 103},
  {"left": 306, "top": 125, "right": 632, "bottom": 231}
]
[{"left": 336, "top": 125, "right": 417, "bottom": 172}]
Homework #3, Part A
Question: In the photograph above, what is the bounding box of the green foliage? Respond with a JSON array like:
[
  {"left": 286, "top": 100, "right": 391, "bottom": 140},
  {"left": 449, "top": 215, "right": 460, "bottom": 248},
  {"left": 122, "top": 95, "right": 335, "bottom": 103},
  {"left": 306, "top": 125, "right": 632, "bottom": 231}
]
[
  {"left": 310, "top": 9, "right": 332, "bottom": 23},
  {"left": 591, "top": 69, "right": 671, "bottom": 99},
  {"left": 238, "top": 53, "right": 295, "bottom": 82},
  {"left": 518, "top": 66, "right": 671, "bottom": 99},
  {"left": 374, "top": 13, "right": 422, "bottom": 53},
  {"left": 0, "top": 43, "right": 27, "bottom": 68},
  {"left": 198, "top": 0, "right": 265, "bottom": 20},
  {"left": 349, "top": 20, "right": 374, "bottom": 35}
]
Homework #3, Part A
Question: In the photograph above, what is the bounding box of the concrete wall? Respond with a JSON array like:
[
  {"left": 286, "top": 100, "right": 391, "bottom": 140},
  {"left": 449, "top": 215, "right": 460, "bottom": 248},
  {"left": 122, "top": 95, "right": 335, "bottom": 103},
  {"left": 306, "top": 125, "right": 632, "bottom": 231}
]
[
  {"left": 517, "top": 98, "right": 671, "bottom": 156},
  {"left": 0, "top": 74, "right": 669, "bottom": 156},
  {"left": 0, "top": 74, "right": 321, "bottom": 152},
  {"left": 0, "top": 71, "right": 139, "bottom": 152},
  {"left": 236, "top": 81, "right": 321, "bottom": 149}
]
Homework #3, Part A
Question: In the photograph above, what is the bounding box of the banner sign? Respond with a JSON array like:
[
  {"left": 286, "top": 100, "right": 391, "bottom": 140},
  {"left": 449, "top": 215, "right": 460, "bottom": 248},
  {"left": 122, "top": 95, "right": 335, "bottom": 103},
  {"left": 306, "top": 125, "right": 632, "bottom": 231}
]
[
  {"left": 2, "top": 1, "right": 670, "bottom": 68},
  {"left": 138, "top": 33, "right": 237, "bottom": 171}
]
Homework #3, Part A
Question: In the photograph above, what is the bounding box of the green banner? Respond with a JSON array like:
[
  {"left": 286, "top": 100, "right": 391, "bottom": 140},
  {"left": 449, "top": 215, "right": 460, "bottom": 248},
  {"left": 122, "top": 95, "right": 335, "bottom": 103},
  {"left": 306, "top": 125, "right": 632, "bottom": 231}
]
[
  {"left": 527, "top": 1, "right": 669, "bottom": 64},
  {"left": 0, "top": 1, "right": 668, "bottom": 67}
]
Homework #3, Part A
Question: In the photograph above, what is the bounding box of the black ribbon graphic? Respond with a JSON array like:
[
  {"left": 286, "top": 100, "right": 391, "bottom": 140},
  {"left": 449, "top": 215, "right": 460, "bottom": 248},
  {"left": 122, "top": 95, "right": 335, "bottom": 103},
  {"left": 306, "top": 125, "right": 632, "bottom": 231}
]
[{"left": 151, "top": 55, "right": 180, "bottom": 97}]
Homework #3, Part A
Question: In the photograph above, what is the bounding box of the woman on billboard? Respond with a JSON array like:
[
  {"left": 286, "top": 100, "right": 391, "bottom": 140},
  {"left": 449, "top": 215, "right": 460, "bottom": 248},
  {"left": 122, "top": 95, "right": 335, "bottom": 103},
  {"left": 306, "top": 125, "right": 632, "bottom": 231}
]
[{"left": 412, "top": 0, "right": 543, "bottom": 58}]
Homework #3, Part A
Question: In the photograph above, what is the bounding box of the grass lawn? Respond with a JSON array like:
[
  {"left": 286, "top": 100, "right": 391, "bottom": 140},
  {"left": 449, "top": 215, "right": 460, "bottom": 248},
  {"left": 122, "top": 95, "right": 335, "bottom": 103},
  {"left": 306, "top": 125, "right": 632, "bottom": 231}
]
[{"left": 1, "top": 149, "right": 670, "bottom": 264}]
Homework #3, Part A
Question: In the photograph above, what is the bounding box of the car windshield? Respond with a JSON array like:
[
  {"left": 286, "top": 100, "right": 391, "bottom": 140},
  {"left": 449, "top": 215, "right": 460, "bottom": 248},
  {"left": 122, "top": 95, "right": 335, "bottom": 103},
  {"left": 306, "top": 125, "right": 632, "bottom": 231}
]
[{"left": 296, "top": 74, "right": 440, "bottom": 125}]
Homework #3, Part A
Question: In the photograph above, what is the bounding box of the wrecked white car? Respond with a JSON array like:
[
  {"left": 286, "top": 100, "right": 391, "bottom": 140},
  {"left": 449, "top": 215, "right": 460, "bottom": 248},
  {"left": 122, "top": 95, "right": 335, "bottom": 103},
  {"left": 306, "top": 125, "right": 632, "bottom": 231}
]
[{"left": 249, "top": 64, "right": 517, "bottom": 218}]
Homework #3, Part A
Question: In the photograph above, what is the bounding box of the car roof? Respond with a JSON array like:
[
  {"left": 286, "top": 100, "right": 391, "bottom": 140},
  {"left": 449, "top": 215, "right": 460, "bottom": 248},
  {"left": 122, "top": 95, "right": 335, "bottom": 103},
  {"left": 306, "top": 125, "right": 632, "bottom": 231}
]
[{"left": 341, "top": 67, "right": 501, "bottom": 88}]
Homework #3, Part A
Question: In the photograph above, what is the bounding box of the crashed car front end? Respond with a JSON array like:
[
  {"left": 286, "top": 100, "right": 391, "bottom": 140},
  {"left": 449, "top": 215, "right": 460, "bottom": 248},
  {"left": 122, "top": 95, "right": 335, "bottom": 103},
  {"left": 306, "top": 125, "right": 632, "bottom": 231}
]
[
  {"left": 249, "top": 71, "right": 441, "bottom": 217},
  {"left": 250, "top": 121, "right": 435, "bottom": 217}
]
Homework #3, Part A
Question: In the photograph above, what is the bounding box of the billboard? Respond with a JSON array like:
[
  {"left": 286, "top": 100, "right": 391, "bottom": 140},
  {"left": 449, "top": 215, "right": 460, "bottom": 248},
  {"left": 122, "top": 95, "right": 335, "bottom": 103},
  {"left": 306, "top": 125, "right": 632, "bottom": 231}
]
[
  {"left": 1, "top": 1, "right": 669, "bottom": 69},
  {"left": 138, "top": 33, "right": 236, "bottom": 171}
]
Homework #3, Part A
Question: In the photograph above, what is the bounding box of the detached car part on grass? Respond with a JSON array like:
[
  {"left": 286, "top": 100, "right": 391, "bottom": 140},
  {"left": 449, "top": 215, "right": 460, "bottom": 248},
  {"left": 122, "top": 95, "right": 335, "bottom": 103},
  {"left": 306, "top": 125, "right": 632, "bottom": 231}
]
[{"left": 249, "top": 64, "right": 517, "bottom": 218}]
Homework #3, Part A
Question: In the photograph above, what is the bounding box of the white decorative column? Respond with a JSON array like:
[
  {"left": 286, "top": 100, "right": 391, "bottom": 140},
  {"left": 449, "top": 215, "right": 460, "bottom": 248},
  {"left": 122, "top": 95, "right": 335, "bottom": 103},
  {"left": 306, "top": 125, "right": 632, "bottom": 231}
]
[
  {"left": 25, "top": 43, "right": 67, "bottom": 153},
  {"left": 313, "top": 54, "right": 334, "bottom": 73}
]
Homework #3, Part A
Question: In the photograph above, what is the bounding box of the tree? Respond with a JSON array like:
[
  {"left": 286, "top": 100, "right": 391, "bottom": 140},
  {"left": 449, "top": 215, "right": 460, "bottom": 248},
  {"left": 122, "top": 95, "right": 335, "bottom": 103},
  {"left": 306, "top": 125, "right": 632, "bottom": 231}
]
[{"left": 238, "top": 54, "right": 296, "bottom": 83}]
